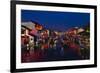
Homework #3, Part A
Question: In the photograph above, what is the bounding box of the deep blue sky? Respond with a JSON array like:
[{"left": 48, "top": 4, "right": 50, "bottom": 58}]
[{"left": 21, "top": 10, "right": 90, "bottom": 31}]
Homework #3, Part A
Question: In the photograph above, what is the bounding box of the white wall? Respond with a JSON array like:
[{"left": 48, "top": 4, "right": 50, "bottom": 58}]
[{"left": 0, "top": 0, "right": 99, "bottom": 73}]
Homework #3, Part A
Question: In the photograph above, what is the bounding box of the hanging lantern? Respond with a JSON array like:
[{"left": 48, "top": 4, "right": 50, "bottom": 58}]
[{"left": 35, "top": 24, "right": 43, "bottom": 30}]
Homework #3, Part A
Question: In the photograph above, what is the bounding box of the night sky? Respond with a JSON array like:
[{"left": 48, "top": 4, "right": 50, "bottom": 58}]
[{"left": 21, "top": 10, "right": 90, "bottom": 31}]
